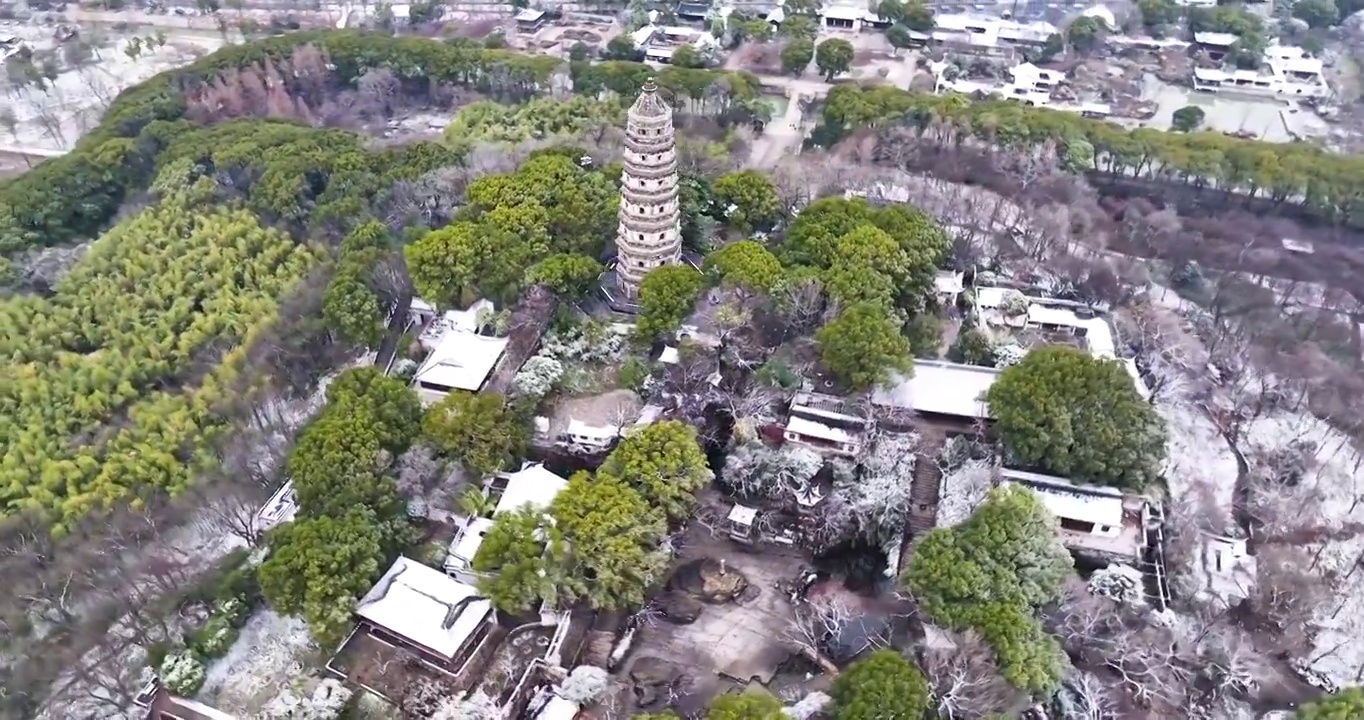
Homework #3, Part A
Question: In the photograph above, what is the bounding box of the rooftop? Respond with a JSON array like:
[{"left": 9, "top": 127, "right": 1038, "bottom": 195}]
[
  {"left": 785, "top": 415, "right": 859, "bottom": 444},
  {"left": 446, "top": 463, "right": 569, "bottom": 572},
  {"left": 355, "top": 556, "right": 494, "bottom": 660},
  {"left": 1192, "top": 31, "right": 1238, "bottom": 47},
  {"left": 872, "top": 360, "right": 1000, "bottom": 420}
]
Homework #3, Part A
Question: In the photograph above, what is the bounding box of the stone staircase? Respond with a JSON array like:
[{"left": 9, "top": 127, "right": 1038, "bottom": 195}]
[{"left": 907, "top": 452, "right": 942, "bottom": 537}]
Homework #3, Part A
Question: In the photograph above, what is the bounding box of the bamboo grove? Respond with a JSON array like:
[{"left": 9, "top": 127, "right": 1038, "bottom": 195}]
[{"left": 0, "top": 187, "right": 319, "bottom": 526}]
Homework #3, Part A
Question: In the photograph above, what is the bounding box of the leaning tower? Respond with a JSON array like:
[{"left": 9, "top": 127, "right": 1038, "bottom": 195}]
[{"left": 615, "top": 79, "right": 683, "bottom": 298}]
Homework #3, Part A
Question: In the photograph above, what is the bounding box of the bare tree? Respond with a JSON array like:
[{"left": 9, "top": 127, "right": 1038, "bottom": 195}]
[{"left": 921, "top": 629, "right": 1016, "bottom": 719}]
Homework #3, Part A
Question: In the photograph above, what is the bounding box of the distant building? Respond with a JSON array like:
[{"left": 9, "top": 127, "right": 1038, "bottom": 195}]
[
  {"left": 1192, "top": 43, "right": 1331, "bottom": 99},
  {"left": 514, "top": 8, "right": 547, "bottom": 31},
  {"left": 927, "top": 14, "right": 1057, "bottom": 58},
  {"left": 352, "top": 556, "right": 496, "bottom": 676}
]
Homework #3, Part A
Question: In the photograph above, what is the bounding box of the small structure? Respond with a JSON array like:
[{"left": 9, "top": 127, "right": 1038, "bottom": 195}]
[
  {"left": 932, "top": 270, "right": 965, "bottom": 306},
  {"left": 726, "top": 503, "right": 759, "bottom": 543},
  {"left": 1192, "top": 31, "right": 1238, "bottom": 58},
  {"left": 1281, "top": 237, "right": 1315, "bottom": 254},
  {"left": 514, "top": 7, "right": 546, "bottom": 31},
  {"left": 1199, "top": 532, "right": 1257, "bottom": 603},
  {"left": 136, "top": 679, "right": 236, "bottom": 720},
  {"left": 783, "top": 391, "right": 869, "bottom": 457},
  {"left": 412, "top": 299, "right": 509, "bottom": 404},
  {"left": 254, "top": 479, "right": 298, "bottom": 533},
  {"left": 675, "top": 1, "right": 712, "bottom": 21},
  {"left": 1000, "top": 468, "right": 1146, "bottom": 561},
  {"left": 353, "top": 556, "right": 496, "bottom": 675},
  {"left": 445, "top": 463, "right": 570, "bottom": 579}
]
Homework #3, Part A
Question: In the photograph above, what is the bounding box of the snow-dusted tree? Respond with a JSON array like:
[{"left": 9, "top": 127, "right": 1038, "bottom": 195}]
[
  {"left": 922, "top": 629, "right": 1016, "bottom": 719},
  {"left": 999, "top": 290, "right": 1030, "bottom": 316},
  {"left": 934, "top": 459, "right": 992, "bottom": 528},
  {"left": 158, "top": 650, "right": 206, "bottom": 696},
  {"left": 432, "top": 690, "right": 500, "bottom": 720},
  {"left": 723, "top": 441, "right": 824, "bottom": 500},
  {"left": 992, "top": 342, "right": 1026, "bottom": 368},
  {"left": 558, "top": 665, "right": 610, "bottom": 705},
  {"left": 514, "top": 354, "right": 565, "bottom": 397},
  {"left": 1087, "top": 565, "right": 1145, "bottom": 606},
  {"left": 260, "top": 677, "right": 354, "bottom": 719},
  {"left": 784, "top": 691, "right": 831, "bottom": 719},
  {"left": 820, "top": 432, "right": 916, "bottom": 545}
]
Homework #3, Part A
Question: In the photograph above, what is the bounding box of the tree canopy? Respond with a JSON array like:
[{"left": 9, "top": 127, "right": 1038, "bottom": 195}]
[
  {"left": 1297, "top": 688, "right": 1364, "bottom": 719},
  {"left": 706, "top": 692, "right": 785, "bottom": 720},
  {"left": 780, "top": 38, "right": 815, "bottom": 76},
  {"left": 422, "top": 392, "right": 529, "bottom": 479},
  {"left": 704, "top": 240, "right": 784, "bottom": 295},
  {"left": 634, "top": 265, "right": 707, "bottom": 342},
  {"left": 525, "top": 253, "right": 606, "bottom": 299},
  {"left": 816, "top": 302, "right": 912, "bottom": 390},
  {"left": 551, "top": 472, "right": 667, "bottom": 610},
  {"left": 829, "top": 649, "right": 931, "bottom": 720},
  {"left": 904, "top": 485, "right": 1072, "bottom": 692},
  {"left": 987, "top": 346, "right": 1166, "bottom": 489},
  {"left": 815, "top": 38, "right": 855, "bottom": 80},
  {"left": 712, "top": 170, "right": 781, "bottom": 233},
  {"left": 472, "top": 506, "right": 572, "bottom": 615},
  {"left": 258, "top": 511, "right": 387, "bottom": 646},
  {"left": 597, "top": 420, "right": 714, "bottom": 522}
]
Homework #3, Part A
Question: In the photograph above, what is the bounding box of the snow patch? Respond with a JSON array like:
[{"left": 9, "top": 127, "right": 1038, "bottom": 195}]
[{"left": 201, "top": 609, "right": 317, "bottom": 716}]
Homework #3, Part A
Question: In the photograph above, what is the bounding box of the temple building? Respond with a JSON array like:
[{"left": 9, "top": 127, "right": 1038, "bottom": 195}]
[{"left": 615, "top": 79, "right": 683, "bottom": 297}]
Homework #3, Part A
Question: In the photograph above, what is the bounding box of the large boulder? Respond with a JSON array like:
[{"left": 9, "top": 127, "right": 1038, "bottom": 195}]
[
  {"left": 660, "top": 592, "right": 703, "bottom": 624},
  {"left": 629, "top": 656, "right": 684, "bottom": 707},
  {"left": 667, "top": 558, "right": 750, "bottom": 603}
]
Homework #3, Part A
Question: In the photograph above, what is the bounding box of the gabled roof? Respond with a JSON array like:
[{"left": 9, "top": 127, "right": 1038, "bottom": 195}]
[
  {"left": 355, "top": 556, "right": 493, "bottom": 660},
  {"left": 872, "top": 361, "right": 1000, "bottom": 420},
  {"left": 413, "top": 333, "right": 509, "bottom": 392}
]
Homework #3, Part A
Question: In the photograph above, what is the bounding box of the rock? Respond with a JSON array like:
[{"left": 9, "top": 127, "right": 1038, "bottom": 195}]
[
  {"left": 660, "top": 592, "right": 703, "bottom": 624},
  {"left": 667, "top": 558, "right": 750, "bottom": 603},
  {"left": 629, "top": 656, "right": 683, "bottom": 707}
]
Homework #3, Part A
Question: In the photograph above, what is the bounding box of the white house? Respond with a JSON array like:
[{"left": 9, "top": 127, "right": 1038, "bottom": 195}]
[
  {"left": 1192, "top": 43, "right": 1331, "bottom": 99},
  {"left": 412, "top": 299, "right": 509, "bottom": 404},
  {"left": 353, "top": 556, "right": 495, "bottom": 674},
  {"left": 445, "top": 463, "right": 571, "bottom": 579},
  {"left": 1000, "top": 468, "right": 1146, "bottom": 560}
]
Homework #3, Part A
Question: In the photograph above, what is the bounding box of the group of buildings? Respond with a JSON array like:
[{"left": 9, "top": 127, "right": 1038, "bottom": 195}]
[{"left": 779, "top": 281, "right": 1160, "bottom": 567}]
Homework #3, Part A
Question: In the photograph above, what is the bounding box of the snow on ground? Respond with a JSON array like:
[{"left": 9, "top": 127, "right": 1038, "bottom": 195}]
[
  {"left": 201, "top": 609, "right": 317, "bottom": 715},
  {"left": 1156, "top": 389, "right": 1240, "bottom": 534},
  {"left": 1239, "top": 410, "right": 1364, "bottom": 687},
  {"left": 0, "top": 23, "right": 224, "bottom": 153}
]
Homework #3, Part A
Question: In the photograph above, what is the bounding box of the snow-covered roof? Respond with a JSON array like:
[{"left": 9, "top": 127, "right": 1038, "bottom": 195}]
[
  {"left": 728, "top": 504, "right": 758, "bottom": 526},
  {"left": 791, "top": 393, "right": 867, "bottom": 427},
  {"left": 872, "top": 361, "right": 1000, "bottom": 420},
  {"left": 1001, "top": 468, "right": 1125, "bottom": 526},
  {"left": 535, "top": 696, "right": 582, "bottom": 720},
  {"left": 413, "top": 332, "right": 508, "bottom": 393},
  {"left": 410, "top": 296, "right": 437, "bottom": 315},
  {"left": 355, "top": 556, "right": 493, "bottom": 660},
  {"left": 514, "top": 7, "right": 545, "bottom": 21},
  {"left": 447, "top": 517, "right": 496, "bottom": 569},
  {"left": 631, "top": 24, "right": 657, "bottom": 48},
  {"left": 566, "top": 420, "right": 620, "bottom": 443},
  {"left": 933, "top": 270, "right": 964, "bottom": 296},
  {"left": 766, "top": 6, "right": 785, "bottom": 22},
  {"left": 785, "top": 415, "right": 858, "bottom": 444},
  {"left": 659, "top": 346, "right": 680, "bottom": 364},
  {"left": 1281, "top": 237, "right": 1315, "bottom": 254},
  {"left": 256, "top": 479, "right": 298, "bottom": 532},
  {"left": 164, "top": 697, "right": 237, "bottom": 720},
  {"left": 1192, "top": 31, "right": 1237, "bottom": 47},
  {"left": 495, "top": 463, "right": 570, "bottom": 515}
]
